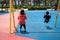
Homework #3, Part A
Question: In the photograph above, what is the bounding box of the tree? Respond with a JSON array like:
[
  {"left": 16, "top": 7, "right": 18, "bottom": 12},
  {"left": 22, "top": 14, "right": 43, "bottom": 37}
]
[
  {"left": 14, "top": 0, "right": 17, "bottom": 8},
  {"left": 0, "top": 0, "right": 5, "bottom": 11},
  {"left": 18, "top": 0, "right": 20, "bottom": 6},
  {"left": 20, "top": 0, "right": 26, "bottom": 6}
]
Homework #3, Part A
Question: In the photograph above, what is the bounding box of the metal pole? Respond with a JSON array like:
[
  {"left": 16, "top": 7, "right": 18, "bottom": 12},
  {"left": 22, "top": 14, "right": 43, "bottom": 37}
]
[{"left": 54, "top": 0, "right": 60, "bottom": 28}]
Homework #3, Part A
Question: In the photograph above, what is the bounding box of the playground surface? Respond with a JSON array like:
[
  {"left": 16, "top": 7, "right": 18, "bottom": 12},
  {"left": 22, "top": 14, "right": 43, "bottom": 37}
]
[
  {"left": 0, "top": 10, "right": 60, "bottom": 40},
  {"left": 0, "top": 10, "right": 34, "bottom": 40}
]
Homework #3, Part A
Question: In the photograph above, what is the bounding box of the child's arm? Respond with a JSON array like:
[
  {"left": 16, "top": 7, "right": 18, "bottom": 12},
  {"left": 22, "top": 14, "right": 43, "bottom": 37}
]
[
  {"left": 18, "top": 16, "right": 19, "bottom": 20},
  {"left": 25, "top": 16, "right": 27, "bottom": 19},
  {"left": 44, "top": 15, "right": 46, "bottom": 18},
  {"left": 18, "top": 16, "right": 20, "bottom": 20},
  {"left": 25, "top": 15, "right": 27, "bottom": 19}
]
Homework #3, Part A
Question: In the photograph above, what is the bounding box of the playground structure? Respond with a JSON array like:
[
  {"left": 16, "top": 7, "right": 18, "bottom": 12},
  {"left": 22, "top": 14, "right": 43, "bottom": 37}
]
[
  {"left": 54, "top": 0, "right": 60, "bottom": 28},
  {"left": 9, "top": 0, "right": 15, "bottom": 34}
]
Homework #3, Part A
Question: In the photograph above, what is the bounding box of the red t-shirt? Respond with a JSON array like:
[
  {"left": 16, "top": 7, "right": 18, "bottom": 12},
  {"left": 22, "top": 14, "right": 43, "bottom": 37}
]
[{"left": 18, "top": 14, "right": 26, "bottom": 25}]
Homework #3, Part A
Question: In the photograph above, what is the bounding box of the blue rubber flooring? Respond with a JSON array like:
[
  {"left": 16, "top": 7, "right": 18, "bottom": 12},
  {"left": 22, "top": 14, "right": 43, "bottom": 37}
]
[
  {"left": 0, "top": 12, "right": 9, "bottom": 15},
  {"left": 15, "top": 10, "right": 60, "bottom": 40}
]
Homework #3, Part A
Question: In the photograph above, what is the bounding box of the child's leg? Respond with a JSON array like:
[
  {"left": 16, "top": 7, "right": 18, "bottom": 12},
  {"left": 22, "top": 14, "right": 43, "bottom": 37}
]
[
  {"left": 23, "top": 24, "right": 26, "bottom": 32},
  {"left": 20, "top": 25, "right": 22, "bottom": 31}
]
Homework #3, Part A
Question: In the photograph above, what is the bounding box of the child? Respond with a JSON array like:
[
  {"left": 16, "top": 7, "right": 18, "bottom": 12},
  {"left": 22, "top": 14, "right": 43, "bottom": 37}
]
[
  {"left": 54, "top": 4, "right": 57, "bottom": 10},
  {"left": 44, "top": 11, "right": 51, "bottom": 23},
  {"left": 18, "top": 10, "right": 27, "bottom": 32}
]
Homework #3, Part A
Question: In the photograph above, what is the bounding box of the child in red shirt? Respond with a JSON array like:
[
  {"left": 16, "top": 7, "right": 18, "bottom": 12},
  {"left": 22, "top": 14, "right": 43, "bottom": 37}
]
[{"left": 18, "top": 10, "right": 26, "bottom": 32}]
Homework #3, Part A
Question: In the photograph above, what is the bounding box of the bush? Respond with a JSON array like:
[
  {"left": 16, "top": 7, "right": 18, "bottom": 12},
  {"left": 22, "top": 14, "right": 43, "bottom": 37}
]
[
  {"left": 0, "top": 10, "right": 9, "bottom": 13},
  {"left": 0, "top": 5, "right": 53, "bottom": 10},
  {"left": 28, "top": 6, "right": 52, "bottom": 10},
  {"left": 13, "top": 6, "right": 53, "bottom": 10}
]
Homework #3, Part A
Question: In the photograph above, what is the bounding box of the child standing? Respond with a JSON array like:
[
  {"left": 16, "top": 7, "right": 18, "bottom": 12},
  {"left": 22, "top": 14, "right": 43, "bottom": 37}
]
[
  {"left": 18, "top": 10, "right": 27, "bottom": 32},
  {"left": 44, "top": 11, "right": 51, "bottom": 23},
  {"left": 54, "top": 4, "right": 57, "bottom": 10}
]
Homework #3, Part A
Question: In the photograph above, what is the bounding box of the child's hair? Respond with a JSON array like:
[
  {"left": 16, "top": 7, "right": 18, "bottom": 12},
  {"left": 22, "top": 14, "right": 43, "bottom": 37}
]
[
  {"left": 46, "top": 11, "right": 49, "bottom": 14},
  {"left": 20, "top": 10, "right": 25, "bottom": 15}
]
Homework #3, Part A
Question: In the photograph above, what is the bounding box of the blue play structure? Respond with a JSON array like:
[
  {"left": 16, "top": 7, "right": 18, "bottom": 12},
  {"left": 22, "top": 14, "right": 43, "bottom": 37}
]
[{"left": 15, "top": 10, "right": 60, "bottom": 40}]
